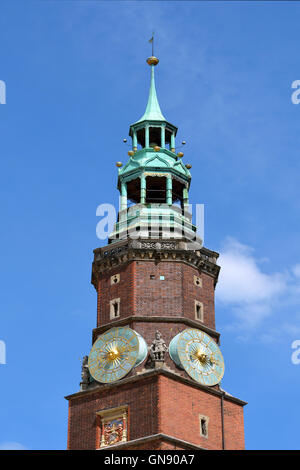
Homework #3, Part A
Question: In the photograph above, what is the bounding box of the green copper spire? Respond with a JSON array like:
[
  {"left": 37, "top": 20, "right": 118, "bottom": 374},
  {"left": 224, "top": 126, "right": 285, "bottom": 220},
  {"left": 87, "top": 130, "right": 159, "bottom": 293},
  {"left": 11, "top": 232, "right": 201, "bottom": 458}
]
[
  {"left": 136, "top": 63, "right": 166, "bottom": 123},
  {"left": 129, "top": 51, "right": 178, "bottom": 152},
  {"left": 110, "top": 49, "right": 200, "bottom": 246}
]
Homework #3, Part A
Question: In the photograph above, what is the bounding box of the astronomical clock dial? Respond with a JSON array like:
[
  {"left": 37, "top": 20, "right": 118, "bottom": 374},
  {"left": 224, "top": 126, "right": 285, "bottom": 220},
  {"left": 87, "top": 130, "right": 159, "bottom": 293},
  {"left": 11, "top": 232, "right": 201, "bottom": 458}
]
[
  {"left": 169, "top": 328, "right": 225, "bottom": 386},
  {"left": 88, "top": 326, "right": 147, "bottom": 384}
]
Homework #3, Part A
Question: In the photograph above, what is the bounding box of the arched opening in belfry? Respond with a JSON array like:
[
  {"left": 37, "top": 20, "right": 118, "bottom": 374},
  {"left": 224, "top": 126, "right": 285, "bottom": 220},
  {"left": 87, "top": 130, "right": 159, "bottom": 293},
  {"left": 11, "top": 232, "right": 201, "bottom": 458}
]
[
  {"left": 149, "top": 127, "right": 161, "bottom": 148},
  {"left": 165, "top": 128, "right": 172, "bottom": 149},
  {"left": 127, "top": 178, "right": 141, "bottom": 205},
  {"left": 136, "top": 128, "right": 145, "bottom": 148},
  {"left": 172, "top": 178, "right": 185, "bottom": 207},
  {"left": 146, "top": 176, "right": 166, "bottom": 203}
]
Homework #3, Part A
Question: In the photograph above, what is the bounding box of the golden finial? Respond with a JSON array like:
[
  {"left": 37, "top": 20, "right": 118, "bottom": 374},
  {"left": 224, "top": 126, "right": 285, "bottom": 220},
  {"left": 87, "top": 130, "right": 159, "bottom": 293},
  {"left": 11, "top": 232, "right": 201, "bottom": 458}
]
[
  {"left": 147, "top": 56, "right": 159, "bottom": 66},
  {"left": 116, "top": 162, "right": 123, "bottom": 167},
  {"left": 147, "top": 33, "right": 159, "bottom": 66}
]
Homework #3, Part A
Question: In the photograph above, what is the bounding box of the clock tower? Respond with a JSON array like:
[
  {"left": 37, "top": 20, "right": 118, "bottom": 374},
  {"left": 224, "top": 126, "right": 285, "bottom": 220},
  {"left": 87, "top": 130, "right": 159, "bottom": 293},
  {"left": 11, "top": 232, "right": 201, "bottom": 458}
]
[{"left": 65, "top": 53, "right": 246, "bottom": 450}]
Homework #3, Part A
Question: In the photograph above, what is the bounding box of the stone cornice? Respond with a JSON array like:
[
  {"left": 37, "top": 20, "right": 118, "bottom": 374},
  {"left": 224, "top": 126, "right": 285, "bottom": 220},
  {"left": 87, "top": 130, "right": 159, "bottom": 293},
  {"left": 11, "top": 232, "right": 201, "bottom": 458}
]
[
  {"left": 92, "top": 315, "right": 220, "bottom": 344},
  {"left": 96, "top": 433, "right": 206, "bottom": 450},
  {"left": 65, "top": 367, "right": 247, "bottom": 407},
  {"left": 92, "top": 239, "right": 220, "bottom": 288}
]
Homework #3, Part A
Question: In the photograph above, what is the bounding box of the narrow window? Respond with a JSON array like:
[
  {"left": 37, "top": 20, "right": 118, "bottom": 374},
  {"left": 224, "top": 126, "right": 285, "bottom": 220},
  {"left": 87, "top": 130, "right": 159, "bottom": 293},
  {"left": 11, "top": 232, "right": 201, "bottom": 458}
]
[
  {"left": 201, "top": 419, "right": 207, "bottom": 436},
  {"left": 199, "top": 416, "right": 209, "bottom": 438},
  {"left": 110, "top": 298, "right": 120, "bottom": 319},
  {"left": 113, "top": 303, "right": 118, "bottom": 316},
  {"left": 150, "top": 275, "right": 155, "bottom": 280},
  {"left": 195, "top": 301, "right": 204, "bottom": 322}
]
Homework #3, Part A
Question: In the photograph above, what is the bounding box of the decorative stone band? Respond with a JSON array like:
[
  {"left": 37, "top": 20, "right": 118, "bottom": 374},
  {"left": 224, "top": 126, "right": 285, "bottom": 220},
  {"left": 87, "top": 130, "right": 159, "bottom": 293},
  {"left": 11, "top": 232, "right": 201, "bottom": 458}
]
[
  {"left": 97, "top": 433, "right": 206, "bottom": 451},
  {"left": 65, "top": 367, "right": 248, "bottom": 408},
  {"left": 92, "top": 239, "right": 220, "bottom": 288}
]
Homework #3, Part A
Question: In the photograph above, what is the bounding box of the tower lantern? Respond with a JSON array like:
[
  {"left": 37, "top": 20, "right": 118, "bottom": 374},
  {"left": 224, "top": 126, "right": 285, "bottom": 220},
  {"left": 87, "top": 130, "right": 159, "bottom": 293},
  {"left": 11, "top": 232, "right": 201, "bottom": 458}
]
[{"left": 112, "top": 55, "right": 197, "bottom": 244}]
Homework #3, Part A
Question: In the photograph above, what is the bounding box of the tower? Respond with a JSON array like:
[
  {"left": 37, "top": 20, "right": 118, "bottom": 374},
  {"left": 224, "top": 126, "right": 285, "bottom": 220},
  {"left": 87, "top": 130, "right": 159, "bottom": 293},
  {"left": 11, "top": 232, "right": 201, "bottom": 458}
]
[{"left": 65, "top": 52, "right": 246, "bottom": 451}]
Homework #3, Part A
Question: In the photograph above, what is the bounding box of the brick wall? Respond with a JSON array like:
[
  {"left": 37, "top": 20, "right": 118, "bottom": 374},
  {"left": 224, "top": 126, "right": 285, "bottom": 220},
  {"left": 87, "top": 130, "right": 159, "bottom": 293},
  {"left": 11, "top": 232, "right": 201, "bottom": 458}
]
[
  {"left": 223, "top": 398, "right": 245, "bottom": 450},
  {"left": 67, "top": 373, "right": 245, "bottom": 450},
  {"left": 97, "top": 263, "right": 135, "bottom": 326},
  {"left": 67, "top": 375, "right": 159, "bottom": 450},
  {"left": 158, "top": 375, "right": 244, "bottom": 450},
  {"left": 68, "top": 252, "right": 245, "bottom": 451},
  {"left": 96, "top": 261, "right": 215, "bottom": 330}
]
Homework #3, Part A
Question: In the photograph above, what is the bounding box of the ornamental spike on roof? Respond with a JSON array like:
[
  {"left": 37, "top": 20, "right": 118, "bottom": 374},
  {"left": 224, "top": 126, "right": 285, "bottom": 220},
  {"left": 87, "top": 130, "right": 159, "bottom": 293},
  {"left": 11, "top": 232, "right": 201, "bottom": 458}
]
[{"left": 136, "top": 64, "right": 166, "bottom": 123}]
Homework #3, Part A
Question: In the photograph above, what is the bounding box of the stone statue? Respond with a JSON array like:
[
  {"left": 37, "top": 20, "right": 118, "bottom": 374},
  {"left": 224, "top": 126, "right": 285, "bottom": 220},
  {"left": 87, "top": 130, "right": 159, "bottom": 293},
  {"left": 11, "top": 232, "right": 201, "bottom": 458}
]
[
  {"left": 150, "top": 331, "right": 168, "bottom": 362},
  {"left": 80, "top": 355, "right": 90, "bottom": 390}
]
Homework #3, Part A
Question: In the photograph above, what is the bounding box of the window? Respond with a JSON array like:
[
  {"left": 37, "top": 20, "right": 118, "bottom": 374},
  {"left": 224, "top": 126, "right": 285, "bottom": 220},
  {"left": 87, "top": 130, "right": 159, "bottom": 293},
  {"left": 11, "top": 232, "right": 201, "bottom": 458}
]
[
  {"left": 146, "top": 176, "right": 166, "bottom": 203},
  {"left": 150, "top": 275, "right": 155, "bottom": 280},
  {"left": 159, "top": 275, "right": 165, "bottom": 280},
  {"left": 194, "top": 275, "right": 202, "bottom": 288},
  {"left": 199, "top": 415, "right": 209, "bottom": 438},
  {"left": 195, "top": 300, "right": 204, "bottom": 322},
  {"left": 111, "top": 274, "right": 120, "bottom": 285},
  {"left": 110, "top": 298, "right": 120, "bottom": 319}
]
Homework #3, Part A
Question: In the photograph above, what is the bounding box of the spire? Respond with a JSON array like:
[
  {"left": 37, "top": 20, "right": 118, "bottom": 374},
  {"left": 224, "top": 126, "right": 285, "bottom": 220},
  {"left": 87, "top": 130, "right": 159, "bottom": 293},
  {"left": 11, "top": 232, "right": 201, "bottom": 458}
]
[
  {"left": 137, "top": 63, "right": 166, "bottom": 123},
  {"left": 138, "top": 64, "right": 165, "bottom": 122}
]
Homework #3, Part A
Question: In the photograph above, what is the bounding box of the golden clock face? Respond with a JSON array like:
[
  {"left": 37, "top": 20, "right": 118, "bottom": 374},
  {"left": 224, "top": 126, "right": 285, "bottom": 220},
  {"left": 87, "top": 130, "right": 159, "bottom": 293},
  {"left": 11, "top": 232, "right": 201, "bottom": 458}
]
[
  {"left": 88, "top": 327, "right": 147, "bottom": 384},
  {"left": 169, "top": 328, "right": 225, "bottom": 386}
]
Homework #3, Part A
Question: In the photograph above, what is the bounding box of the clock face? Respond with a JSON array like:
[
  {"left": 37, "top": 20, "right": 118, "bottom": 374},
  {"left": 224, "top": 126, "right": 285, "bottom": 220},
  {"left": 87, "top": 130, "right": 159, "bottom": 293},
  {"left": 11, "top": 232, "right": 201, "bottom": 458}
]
[
  {"left": 169, "top": 328, "right": 225, "bottom": 386},
  {"left": 88, "top": 327, "right": 147, "bottom": 384}
]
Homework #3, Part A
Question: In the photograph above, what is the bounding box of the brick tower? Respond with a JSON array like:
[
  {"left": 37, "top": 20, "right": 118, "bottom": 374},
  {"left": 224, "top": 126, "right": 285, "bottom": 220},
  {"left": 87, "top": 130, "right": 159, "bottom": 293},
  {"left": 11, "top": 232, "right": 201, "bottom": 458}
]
[{"left": 66, "top": 52, "right": 246, "bottom": 450}]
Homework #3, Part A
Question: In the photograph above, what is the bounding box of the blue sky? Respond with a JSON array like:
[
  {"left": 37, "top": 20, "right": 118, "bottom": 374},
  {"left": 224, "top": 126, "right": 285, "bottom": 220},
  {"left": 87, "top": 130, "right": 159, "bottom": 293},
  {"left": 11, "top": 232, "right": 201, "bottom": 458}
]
[{"left": 0, "top": 0, "right": 300, "bottom": 450}]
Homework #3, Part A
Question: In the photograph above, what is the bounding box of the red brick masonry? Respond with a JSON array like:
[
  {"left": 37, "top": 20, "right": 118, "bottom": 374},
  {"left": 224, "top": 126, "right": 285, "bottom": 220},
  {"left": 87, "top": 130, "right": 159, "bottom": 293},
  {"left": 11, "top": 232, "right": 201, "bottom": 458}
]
[
  {"left": 97, "top": 261, "right": 216, "bottom": 330},
  {"left": 67, "top": 255, "right": 246, "bottom": 450},
  {"left": 66, "top": 370, "right": 245, "bottom": 450}
]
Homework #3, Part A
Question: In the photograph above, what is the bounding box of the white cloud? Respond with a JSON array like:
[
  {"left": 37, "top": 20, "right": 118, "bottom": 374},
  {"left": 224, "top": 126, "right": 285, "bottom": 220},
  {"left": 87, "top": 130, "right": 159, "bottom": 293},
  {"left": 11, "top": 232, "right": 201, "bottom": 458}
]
[
  {"left": 217, "top": 238, "right": 286, "bottom": 303},
  {"left": 0, "top": 441, "right": 27, "bottom": 450},
  {"left": 216, "top": 237, "right": 300, "bottom": 334},
  {"left": 292, "top": 264, "right": 300, "bottom": 278}
]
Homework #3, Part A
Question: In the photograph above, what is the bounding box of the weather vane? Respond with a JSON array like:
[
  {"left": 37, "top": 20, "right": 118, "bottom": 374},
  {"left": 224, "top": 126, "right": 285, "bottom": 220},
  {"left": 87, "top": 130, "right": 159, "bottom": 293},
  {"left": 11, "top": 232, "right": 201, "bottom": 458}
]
[
  {"left": 149, "top": 33, "right": 154, "bottom": 57},
  {"left": 147, "top": 33, "right": 159, "bottom": 66}
]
